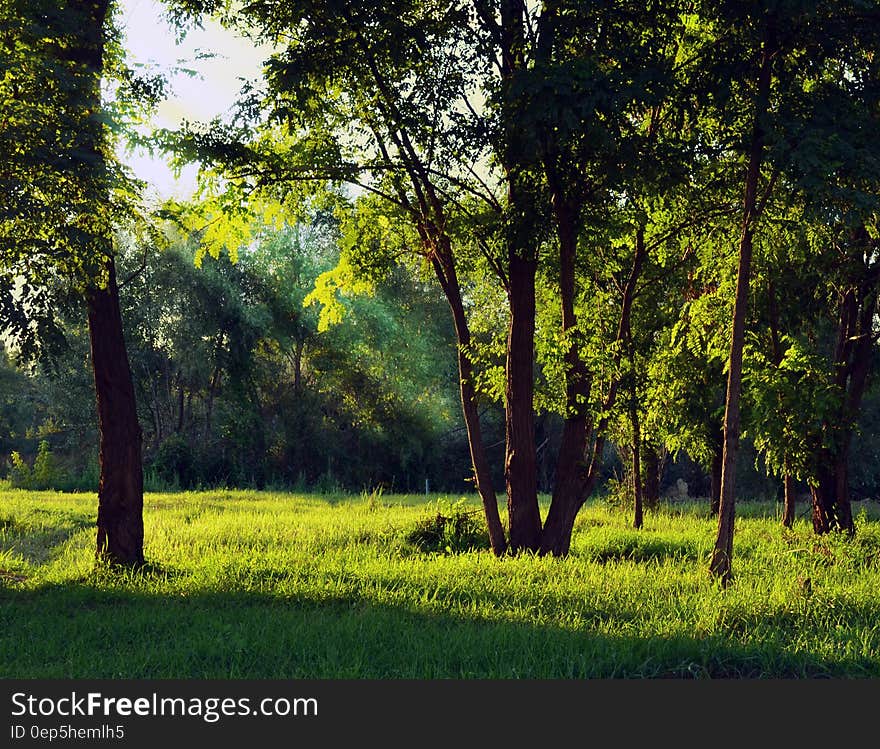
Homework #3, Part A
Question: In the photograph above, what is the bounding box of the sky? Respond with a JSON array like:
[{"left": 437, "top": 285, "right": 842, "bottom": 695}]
[{"left": 117, "top": 0, "right": 270, "bottom": 201}]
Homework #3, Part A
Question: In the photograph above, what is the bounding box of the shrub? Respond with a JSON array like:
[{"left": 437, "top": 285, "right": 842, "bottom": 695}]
[
  {"left": 405, "top": 499, "right": 488, "bottom": 554},
  {"left": 32, "top": 440, "right": 58, "bottom": 489},
  {"left": 152, "top": 434, "right": 195, "bottom": 489},
  {"left": 9, "top": 451, "right": 32, "bottom": 489}
]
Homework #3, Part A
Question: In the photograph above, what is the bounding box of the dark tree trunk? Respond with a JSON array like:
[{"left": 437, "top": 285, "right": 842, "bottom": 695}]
[
  {"left": 710, "top": 19, "right": 776, "bottom": 585},
  {"left": 69, "top": 0, "right": 144, "bottom": 566},
  {"left": 709, "top": 441, "right": 723, "bottom": 516},
  {"left": 540, "top": 198, "right": 591, "bottom": 556},
  {"left": 631, "top": 401, "right": 644, "bottom": 530},
  {"left": 782, "top": 470, "right": 796, "bottom": 528},
  {"left": 88, "top": 258, "right": 145, "bottom": 566},
  {"left": 496, "top": 0, "right": 542, "bottom": 553},
  {"left": 541, "top": 230, "right": 647, "bottom": 555},
  {"left": 809, "top": 255, "right": 877, "bottom": 536},
  {"left": 505, "top": 250, "right": 542, "bottom": 552},
  {"left": 810, "top": 457, "right": 836, "bottom": 534},
  {"left": 431, "top": 243, "right": 507, "bottom": 555},
  {"left": 642, "top": 444, "right": 660, "bottom": 511}
]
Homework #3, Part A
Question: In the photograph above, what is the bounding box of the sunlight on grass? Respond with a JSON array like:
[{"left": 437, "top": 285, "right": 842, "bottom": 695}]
[{"left": 2, "top": 489, "right": 880, "bottom": 678}]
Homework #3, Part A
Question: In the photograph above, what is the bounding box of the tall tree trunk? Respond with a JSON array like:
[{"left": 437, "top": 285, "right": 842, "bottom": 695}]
[
  {"left": 496, "top": 0, "right": 542, "bottom": 552},
  {"left": 810, "top": 259, "right": 877, "bottom": 535},
  {"left": 782, "top": 467, "right": 796, "bottom": 528},
  {"left": 541, "top": 229, "right": 647, "bottom": 555},
  {"left": 72, "top": 0, "right": 144, "bottom": 566},
  {"left": 710, "top": 18, "right": 776, "bottom": 585},
  {"left": 709, "top": 439, "right": 723, "bottom": 516},
  {"left": 505, "top": 250, "right": 542, "bottom": 551},
  {"left": 540, "top": 198, "right": 591, "bottom": 556},
  {"left": 431, "top": 243, "right": 507, "bottom": 555},
  {"left": 631, "top": 396, "right": 644, "bottom": 530},
  {"left": 88, "top": 258, "right": 145, "bottom": 566}
]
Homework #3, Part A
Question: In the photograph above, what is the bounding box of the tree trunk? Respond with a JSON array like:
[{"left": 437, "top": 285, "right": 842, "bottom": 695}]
[
  {"left": 642, "top": 443, "right": 660, "bottom": 511},
  {"left": 782, "top": 471, "right": 796, "bottom": 528},
  {"left": 631, "top": 400, "right": 644, "bottom": 530},
  {"left": 810, "top": 456, "right": 836, "bottom": 534},
  {"left": 87, "top": 258, "right": 145, "bottom": 566},
  {"left": 709, "top": 442, "right": 723, "bottom": 516},
  {"left": 505, "top": 250, "right": 542, "bottom": 552},
  {"left": 496, "top": 0, "right": 542, "bottom": 553},
  {"left": 809, "top": 261, "right": 876, "bottom": 536},
  {"left": 431, "top": 243, "right": 507, "bottom": 555},
  {"left": 540, "top": 198, "right": 591, "bottom": 556},
  {"left": 710, "top": 19, "right": 776, "bottom": 585},
  {"left": 70, "top": 0, "right": 144, "bottom": 566}
]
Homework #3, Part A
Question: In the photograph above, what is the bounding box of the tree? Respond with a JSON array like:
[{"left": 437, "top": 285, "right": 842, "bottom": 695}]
[
  {"left": 708, "top": 0, "right": 880, "bottom": 582},
  {"left": 0, "top": 0, "right": 146, "bottom": 565},
  {"left": 165, "top": 0, "right": 510, "bottom": 552},
  {"left": 163, "top": 0, "right": 708, "bottom": 557}
]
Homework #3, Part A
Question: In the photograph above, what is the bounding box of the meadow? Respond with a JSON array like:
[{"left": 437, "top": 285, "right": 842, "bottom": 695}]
[{"left": 1, "top": 486, "right": 880, "bottom": 678}]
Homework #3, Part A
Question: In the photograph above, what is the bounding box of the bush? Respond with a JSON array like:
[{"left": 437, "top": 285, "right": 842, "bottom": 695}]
[
  {"left": 152, "top": 434, "right": 196, "bottom": 489},
  {"left": 405, "top": 499, "right": 488, "bottom": 554},
  {"left": 9, "top": 451, "right": 32, "bottom": 489},
  {"left": 32, "top": 440, "right": 58, "bottom": 489}
]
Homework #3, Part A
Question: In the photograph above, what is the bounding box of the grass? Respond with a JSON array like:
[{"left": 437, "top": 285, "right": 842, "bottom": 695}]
[{"left": 1, "top": 487, "right": 880, "bottom": 678}]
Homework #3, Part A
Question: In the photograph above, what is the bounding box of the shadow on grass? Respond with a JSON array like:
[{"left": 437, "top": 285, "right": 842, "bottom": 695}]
[
  {"left": 580, "top": 537, "right": 703, "bottom": 565},
  {"left": 0, "top": 580, "right": 876, "bottom": 679},
  {"left": 0, "top": 514, "right": 93, "bottom": 565}
]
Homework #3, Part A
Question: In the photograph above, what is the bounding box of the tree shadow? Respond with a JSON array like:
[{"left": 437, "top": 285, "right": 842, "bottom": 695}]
[
  {"left": 0, "top": 580, "right": 876, "bottom": 679},
  {"left": 0, "top": 514, "right": 93, "bottom": 565},
  {"left": 580, "top": 536, "right": 703, "bottom": 564}
]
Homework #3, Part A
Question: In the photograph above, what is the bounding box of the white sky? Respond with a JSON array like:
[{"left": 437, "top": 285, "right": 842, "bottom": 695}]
[{"left": 117, "top": 0, "right": 270, "bottom": 202}]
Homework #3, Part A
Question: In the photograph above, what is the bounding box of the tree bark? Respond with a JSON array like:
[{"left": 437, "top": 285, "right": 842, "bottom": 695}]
[
  {"left": 431, "top": 242, "right": 507, "bottom": 555},
  {"left": 496, "top": 0, "right": 542, "bottom": 552},
  {"left": 70, "top": 0, "right": 145, "bottom": 566},
  {"left": 88, "top": 258, "right": 145, "bottom": 566},
  {"left": 709, "top": 18, "right": 776, "bottom": 585},
  {"left": 505, "top": 249, "right": 542, "bottom": 551},
  {"left": 540, "top": 198, "right": 591, "bottom": 556},
  {"left": 810, "top": 457, "right": 836, "bottom": 534},
  {"left": 642, "top": 443, "right": 660, "bottom": 511},
  {"left": 782, "top": 468, "right": 796, "bottom": 529},
  {"left": 541, "top": 230, "right": 647, "bottom": 555},
  {"left": 631, "top": 398, "right": 644, "bottom": 530},
  {"left": 809, "top": 248, "right": 877, "bottom": 536},
  {"left": 709, "top": 440, "right": 723, "bottom": 516}
]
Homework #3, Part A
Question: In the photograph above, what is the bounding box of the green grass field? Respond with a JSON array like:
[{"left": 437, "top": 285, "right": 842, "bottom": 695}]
[{"left": 2, "top": 486, "right": 880, "bottom": 678}]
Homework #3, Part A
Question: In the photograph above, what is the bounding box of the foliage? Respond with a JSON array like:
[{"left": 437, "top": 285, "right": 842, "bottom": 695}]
[
  {"left": 405, "top": 499, "right": 489, "bottom": 554},
  {"left": 8, "top": 452, "right": 32, "bottom": 489},
  {"left": 8, "top": 441, "right": 57, "bottom": 490}
]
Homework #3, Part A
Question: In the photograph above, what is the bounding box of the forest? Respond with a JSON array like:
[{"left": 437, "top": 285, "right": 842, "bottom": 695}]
[{"left": 2, "top": 0, "right": 880, "bottom": 682}]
